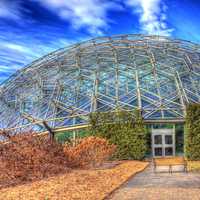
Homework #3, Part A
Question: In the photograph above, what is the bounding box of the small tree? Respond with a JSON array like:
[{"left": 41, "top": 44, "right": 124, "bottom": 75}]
[
  {"left": 89, "top": 109, "right": 147, "bottom": 160},
  {"left": 185, "top": 103, "right": 200, "bottom": 160}
]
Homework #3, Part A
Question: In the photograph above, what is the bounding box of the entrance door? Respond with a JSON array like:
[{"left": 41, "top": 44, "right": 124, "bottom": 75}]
[{"left": 152, "top": 128, "right": 175, "bottom": 157}]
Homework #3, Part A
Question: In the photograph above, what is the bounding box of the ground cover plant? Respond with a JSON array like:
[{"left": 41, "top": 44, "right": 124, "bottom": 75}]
[{"left": 89, "top": 109, "right": 147, "bottom": 160}]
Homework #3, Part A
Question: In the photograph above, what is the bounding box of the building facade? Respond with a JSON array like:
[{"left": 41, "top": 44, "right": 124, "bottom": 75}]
[{"left": 0, "top": 34, "right": 200, "bottom": 156}]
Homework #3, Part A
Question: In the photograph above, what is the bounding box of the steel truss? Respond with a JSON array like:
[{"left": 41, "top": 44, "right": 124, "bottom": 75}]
[{"left": 0, "top": 34, "right": 200, "bottom": 133}]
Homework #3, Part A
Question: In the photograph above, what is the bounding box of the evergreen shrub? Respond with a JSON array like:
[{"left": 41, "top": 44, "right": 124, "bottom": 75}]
[
  {"left": 89, "top": 109, "right": 147, "bottom": 160},
  {"left": 185, "top": 103, "right": 200, "bottom": 160}
]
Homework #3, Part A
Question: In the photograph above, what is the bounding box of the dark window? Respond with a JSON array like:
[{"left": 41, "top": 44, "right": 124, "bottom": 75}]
[
  {"left": 155, "top": 147, "right": 162, "bottom": 156},
  {"left": 154, "top": 135, "right": 162, "bottom": 145},
  {"left": 165, "top": 135, "right": 173, "bottom": 145},
  {"left": 165, "top": 147, "right": 173, "bottom": 156}
]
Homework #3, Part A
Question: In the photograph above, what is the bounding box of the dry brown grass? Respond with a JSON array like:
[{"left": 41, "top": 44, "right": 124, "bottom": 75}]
[
  {"left": 187, "top": 161, "right": 200, "bottom": 172},
  {"left": 0, "top": 160, "right": 148, "bottom": 200}
]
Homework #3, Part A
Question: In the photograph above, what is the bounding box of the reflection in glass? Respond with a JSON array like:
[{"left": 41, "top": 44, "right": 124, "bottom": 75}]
[
  {"left": 154, "top": 135, "right": 162, "bottom": 145},
  {"left": 165, "top": 147, "right": 173, "bottom": 156},
  {"left": 155, "top": 148, "right": 162, "bottom": 156},
  {"left": 165, "top": 135, "right": 172, "bottom": 144}
]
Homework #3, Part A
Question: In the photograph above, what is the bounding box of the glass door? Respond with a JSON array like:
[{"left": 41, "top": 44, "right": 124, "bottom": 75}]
[
  {"left": 153, "top": 134, "right": 163, "bottom": 157},
  {"left": 152, "top": 127, "right": 175, "bottom": 157},
  {"left": 164, "top": 134, "right": 174, "bottom": 156}
]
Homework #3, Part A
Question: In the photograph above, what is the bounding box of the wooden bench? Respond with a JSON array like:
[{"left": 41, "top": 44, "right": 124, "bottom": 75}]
[{"left": 153, "top": 157, "right": 188, "bottom": 173}]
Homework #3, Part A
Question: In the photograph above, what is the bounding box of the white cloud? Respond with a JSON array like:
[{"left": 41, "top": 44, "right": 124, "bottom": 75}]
[
  {"left": 1, "top": 42, "right": 32, "bottom": 54},
  {"left": 0, "top": 36, "right": 80, "bottom": 83},
  {"left": 34, "top": 0, "right": 123, "bottom": 35},
  {"left": 0, "top": 0, "right": 21, "bottom": 20},
  {"left": 126, "top": 0, "right": 173, "bottom": 36},
  {"left": 0, "top": 0, "right": 123, "bottom": 35},
  {"left": 0, "top": 65, "right": 20, "bottom": 72}
]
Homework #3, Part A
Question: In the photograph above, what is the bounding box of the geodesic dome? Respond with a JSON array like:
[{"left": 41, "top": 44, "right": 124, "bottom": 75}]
[{"left": 0, "top": 34, "right": 200, "bottom": 132}]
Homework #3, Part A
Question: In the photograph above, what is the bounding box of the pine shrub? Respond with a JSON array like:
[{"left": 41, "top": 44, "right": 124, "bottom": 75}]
[
  {"left": 185, "top": 103, "right": 200, "bottom": 160},
  {"left": 89, "top": 109, "right": 147, "bottom": 160}
]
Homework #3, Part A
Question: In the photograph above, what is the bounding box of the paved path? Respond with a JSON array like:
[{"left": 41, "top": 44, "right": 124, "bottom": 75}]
[{"left": 108, "top": 164, "right": 200, "bottom": 200}]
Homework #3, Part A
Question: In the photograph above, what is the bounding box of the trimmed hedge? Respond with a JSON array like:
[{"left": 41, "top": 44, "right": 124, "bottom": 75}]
[
  {"left": 185, "top": 104, "right": 200, "bottom": 160},
  {"left": 89, "top": 109, "right": 147, "bottom": 160}
]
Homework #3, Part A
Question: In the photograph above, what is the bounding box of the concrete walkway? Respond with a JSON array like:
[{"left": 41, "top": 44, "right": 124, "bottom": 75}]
[{"left": 108, "top": 164, "right": 200, "bottom": 200}]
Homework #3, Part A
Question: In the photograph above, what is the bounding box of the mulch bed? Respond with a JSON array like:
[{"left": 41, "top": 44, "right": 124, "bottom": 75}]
[{"left": 0, "top": 160, "right": 148, "bottom": 200}]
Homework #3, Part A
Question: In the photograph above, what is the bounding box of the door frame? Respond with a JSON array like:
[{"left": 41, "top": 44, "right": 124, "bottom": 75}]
[{"left": 151, "top": 125, "right": 176, "bottom": 157}]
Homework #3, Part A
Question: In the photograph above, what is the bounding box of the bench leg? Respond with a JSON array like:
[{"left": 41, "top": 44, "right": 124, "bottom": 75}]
[
  {"left": 154, "top": 165, "right": 156, "bottom": 173},
  {"left": 169, "top": 165, "right": 172, "bottom": 174},
  {"left": 184, "top": 165, "right": 188, "bottom": 173}
]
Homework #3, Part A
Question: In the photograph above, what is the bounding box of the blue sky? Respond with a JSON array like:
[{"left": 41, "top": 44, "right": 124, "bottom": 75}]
[{"left": 0, "top": 0, "right": 199, "bottom": 84}]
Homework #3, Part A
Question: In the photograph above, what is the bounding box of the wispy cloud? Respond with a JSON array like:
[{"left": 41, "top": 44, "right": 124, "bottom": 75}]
[
  {"left": 126, "top": 0, "right": 173, "bottom": 36},
  {"left": 0, "top": 0, "right": 123, "bottom": 35},
  {"left": 0, "top": 0, "right": 22, "bottom": 20},
  {"left": 0, "top": 0, "right": 176, "bottom": 84},
  {"left": 34, "top": 0, "right": 123, "bottom": 35},
  {"left": 0, "top": 28, "right": 80, "bottom": 84}
]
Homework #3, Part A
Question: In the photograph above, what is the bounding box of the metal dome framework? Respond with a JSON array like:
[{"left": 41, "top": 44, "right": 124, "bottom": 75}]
[{"left": 0, "top": 34, "right": 200, "bottom": 132}]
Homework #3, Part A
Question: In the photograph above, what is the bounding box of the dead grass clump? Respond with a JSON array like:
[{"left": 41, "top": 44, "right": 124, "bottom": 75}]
[
  {"left": 64, "top": 136, "right": 116, "bottom": 168},
  {"left": 0, "top": 132, "right": 69, "bottom": 188}
]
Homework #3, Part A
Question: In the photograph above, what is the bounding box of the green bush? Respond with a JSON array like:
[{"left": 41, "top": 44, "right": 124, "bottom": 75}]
[
  {"left": 55, "top": 130, "right": 91, "bottom": 144},
  {"left": 185, "top": 104, "right": 200, "bottom": 160},
  {"left": 55, "top": 131, "right": 72, "bottom": 144},
  {"left": 89, "top": 109, "right": 147, "bottom": 160}
]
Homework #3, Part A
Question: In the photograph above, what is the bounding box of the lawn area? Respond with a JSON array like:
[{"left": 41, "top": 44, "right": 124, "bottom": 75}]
[{"left": 0, "top": 161, "right": 148, "bottom": 200}]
